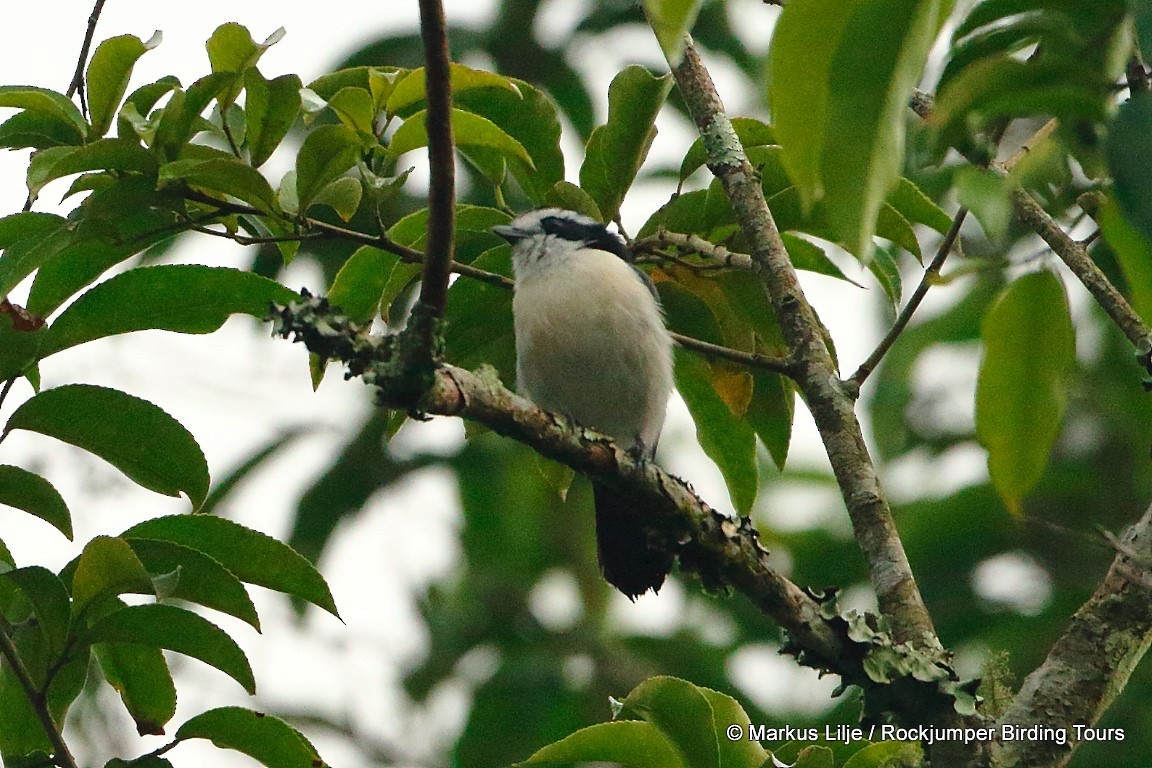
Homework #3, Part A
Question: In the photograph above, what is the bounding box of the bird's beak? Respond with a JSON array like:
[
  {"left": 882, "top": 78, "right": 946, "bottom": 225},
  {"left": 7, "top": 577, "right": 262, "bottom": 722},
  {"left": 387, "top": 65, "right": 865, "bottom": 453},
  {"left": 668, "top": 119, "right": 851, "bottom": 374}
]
[{"left": 492, "top": 224, "right": 528, "bottom": 243}]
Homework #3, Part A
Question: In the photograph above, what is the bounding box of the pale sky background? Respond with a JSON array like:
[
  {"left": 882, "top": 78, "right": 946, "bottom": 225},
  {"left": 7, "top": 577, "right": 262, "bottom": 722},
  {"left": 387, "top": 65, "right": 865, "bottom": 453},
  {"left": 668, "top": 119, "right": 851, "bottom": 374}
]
[{"left": 0, "top": 2, "right": 1010, "bottom": 766}]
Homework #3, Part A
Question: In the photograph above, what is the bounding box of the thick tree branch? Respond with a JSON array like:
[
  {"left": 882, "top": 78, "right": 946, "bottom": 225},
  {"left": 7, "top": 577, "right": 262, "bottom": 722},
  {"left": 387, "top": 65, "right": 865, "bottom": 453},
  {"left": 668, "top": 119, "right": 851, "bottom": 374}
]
[
  {"left": 987, "top": 501, "right": 1152, "bottom": 768},
  {"left": 669, "top": 37, "right": 936, "bottom": 645},
  {"left": 412, "top": 0, "right": 456, "bottom": 360},
  {"left": 267, "top": 294, "right": 844, "bottom": 665}
]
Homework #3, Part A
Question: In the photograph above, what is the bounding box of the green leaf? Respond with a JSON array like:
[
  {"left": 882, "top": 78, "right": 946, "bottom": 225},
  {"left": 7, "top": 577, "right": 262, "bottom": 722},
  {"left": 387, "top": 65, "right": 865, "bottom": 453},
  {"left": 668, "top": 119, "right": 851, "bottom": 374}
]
[
  {"left": 26, "top": 139, "right": 159, "bottom": 200},
  {"left": 696, "top": 686, "right": 772, "bottom": 768},
  {"left": 867, "top": 244, "right": 903, "bottom": 311},
  {"left": 3, "top": 385, "right": 210, "bottom": 508},
  {"left": 679, "top": 116, "right": 775, "bottom": 185},
  {"left": 96, "top": 642, "right": 176, "bottom": 736},
  {"left": 243, "top": 70, "right": 302, "bottom": 167},
  {"left": 307, "top": 66, "right": 405, "bottom": 110},
  {"left": 327, "top": 86, "right": 376, "bottom": 134},
  {"left": 389, "top": 108, "right": 533, "bottom": 168},
  {"left": 125, "top": 538, "right": 260, "bottom": 630},
  {"left": 176, "top": 707, "right": 323, "bottom": 768},
  {"left": 748, "top": 370, "right": 794, "bottom": 471},
  {"left": 954, "top": 167, "right": 1011, "bottom": 241},
  {"left": 106, "top": 757, "right": 174, "bottom": 768},
  {"left": 206, "top": 23, "right": 285, "bottom": 108},
  {"left": 121, "top": 515, "right": 340, "bottom": 618},
  {"left": 87, "top": 33, "right": 160, "bottom": 137},
  {"left": 386, "top": 64, "right": 521, "bottom": 116},
  {"left": 329, "top": 246, "right": 395, "bottom": 324},
  {"left": 85, "top": 604, "right": 255, "bottom": 693},
  {"left": 623, "top": 677, "right": 717, "bottom": 768},
  {"left": 0, "top": 313, "right": 46, "bottom": 383},
  {"left": 0, "top": 628, "right": 54, "bottom": 755},
  {"left": 454, "top": 79, "right": 565, "bottom": 204},
  {"left": 933, "top": 58, "right": 1108, "bottom": 153},
  {"left": 887, "top": 177, "right": 953, "bottom": 235},
  {"left": 614, "top": 677, "right": 769, "bottom": 768},
  {"left": 580, "top": 66, "right": 672, "bottom": 222},
  {"left": 644, "top": 0, "right": 703, "bottom": 65},
  {"left": 158, "top": 158, "right": 278, "bottom": 212},
  {"left": 40, "top": 265, "right": 297, "bottom": 359},
  {"left": 0, "top": 110, "right": 84, "bottom": 150},
  {"left": 770, "top": 0, "right": 947, "bottom": 258},
  {"left": 71, "top": 536, "right": 155, "bottom": 617},
  {"left": 841, "top": 740, "right": 923, "bottom": 768},
  {"left": 0, "top": 466, "right": 71, "bottom": 538},
  {"left": 443, "top": 247, "right": 516, "bottom": 381},
  {"left": 1108, "top": 90, "right": 1152, "bottom": 244},
  {"left": 387, "top": 204, "right": 510, "bottom": 264},
  {"left": 310, "top": 176, "right": 362, "bottom": 220},
  {"left": 1099, "top": 195, "right": 1152, "bottom": 324},
  {"left": 794, "top": 746, "right": 836, "bottom": 768},
  {"left": 153, "top": 72, "right": 236, "bottom": 159},
  {"left": 543, "top": 181, "right": 602, "bottom": 221},
  {"left": 782, "top": 233, "right": 858, "bottom": 284},
  {"left": 117, "top": 75, "right": 180, "bottom": 139},
  {"left": 673, "top": 351, "right": 759, "bottom": 514},
  {"left": 2, "top": 567, "right": 71, "bottom": 659},
  {"left": 295, "top": 124, "right": 362, "bottom": 212},
  {"left": 976, "top": 270, "right": 1075, "bottom": 513},
  {"left": 517, "top": 720, "right": 685, "bottom": 768},
  {"left": 0, "top": 86, "right": 87, "bottom": 141}
]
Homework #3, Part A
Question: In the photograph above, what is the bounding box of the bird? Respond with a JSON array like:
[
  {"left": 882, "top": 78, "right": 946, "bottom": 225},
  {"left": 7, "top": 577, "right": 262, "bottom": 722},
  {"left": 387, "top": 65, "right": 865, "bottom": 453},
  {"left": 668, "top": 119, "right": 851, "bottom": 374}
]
[{"left": 492, "top": 208, "right": 676, "bottom": 599}]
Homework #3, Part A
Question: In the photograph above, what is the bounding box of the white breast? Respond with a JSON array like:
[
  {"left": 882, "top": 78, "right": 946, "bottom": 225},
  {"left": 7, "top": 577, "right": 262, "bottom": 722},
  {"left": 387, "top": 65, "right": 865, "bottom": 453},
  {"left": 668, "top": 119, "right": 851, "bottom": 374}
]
[{"left": 513, "top": 248, "right": 674, "bottom": 450}]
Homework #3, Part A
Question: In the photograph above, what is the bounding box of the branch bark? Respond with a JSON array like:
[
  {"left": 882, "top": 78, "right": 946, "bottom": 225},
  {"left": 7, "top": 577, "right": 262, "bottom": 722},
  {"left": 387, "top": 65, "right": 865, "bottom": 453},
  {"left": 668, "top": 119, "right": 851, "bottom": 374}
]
[
  {"left": 1011, "top": 187, "right": 1150, "bottom": 346},
  {"left": 268, "top": 294, "right": 846, "bottom": 667},
  {"left": 988, "top": 502, "right": 1152, "bottom": 768},
  {"left": 669, "top": 37, "right": 936, "bottom": 646},
  {"left": 412, "top": 0, "right": 456, "bottom": 360}
]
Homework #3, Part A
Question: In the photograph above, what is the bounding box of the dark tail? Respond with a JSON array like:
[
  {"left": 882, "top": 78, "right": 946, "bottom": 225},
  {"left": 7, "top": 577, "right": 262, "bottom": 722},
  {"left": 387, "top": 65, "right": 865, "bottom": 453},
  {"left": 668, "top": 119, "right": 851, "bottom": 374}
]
[{"left": 593, "top": 482, "right": 675, "bottom": 599}]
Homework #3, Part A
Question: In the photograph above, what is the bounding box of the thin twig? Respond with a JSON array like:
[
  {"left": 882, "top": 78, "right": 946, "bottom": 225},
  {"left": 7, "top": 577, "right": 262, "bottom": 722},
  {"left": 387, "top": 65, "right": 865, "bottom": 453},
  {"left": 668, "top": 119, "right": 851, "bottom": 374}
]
[
  {"left": 0, "top": 623, "right": 79, "bottom": 768},
  {"left": 633, "top": 230, "right": 756, "bottom": 271},
  {"left": 412, "top": 0, "right": 456, "bottom": 352},
  {"left": 849, "top": 208, "right": 968, "bottom": 386},
  {"left": 188, "top": 224, "right": 323, "bottom": 246},
  {"left": 179, "top": 192, "right": 795, "bottom": 372},
  {"left": 670, "top": 333, "right": 793, "bottom": 376},
  {"left": 65, "top": 0, "right": 108, "bottom": 112},
  {"left": 0, "top": 378, "right": 14, "bottom": 411}
]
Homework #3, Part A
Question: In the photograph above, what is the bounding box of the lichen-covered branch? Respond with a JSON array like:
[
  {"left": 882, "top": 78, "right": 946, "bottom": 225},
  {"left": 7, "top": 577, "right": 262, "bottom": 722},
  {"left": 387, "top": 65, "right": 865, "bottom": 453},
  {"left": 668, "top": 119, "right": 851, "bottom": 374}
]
[
  {"left": 669, "top": 37, "right": 936, "bottom": 646},
  {"left": 988, "top": 502, "right": 1152, "bottom": 768},
  {"left": 1011, "top": 187, "right": 1149, "bottom": 346},
  {"left": 268, "top": 292, "right": 842, "bottom": 664}
]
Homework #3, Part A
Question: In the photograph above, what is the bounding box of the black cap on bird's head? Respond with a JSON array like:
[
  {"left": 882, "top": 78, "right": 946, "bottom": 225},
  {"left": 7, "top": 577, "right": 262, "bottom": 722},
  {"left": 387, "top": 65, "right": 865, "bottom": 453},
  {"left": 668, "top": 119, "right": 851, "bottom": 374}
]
[{"left": 492, "top": 208, "right": 630, "bottom": 262}]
